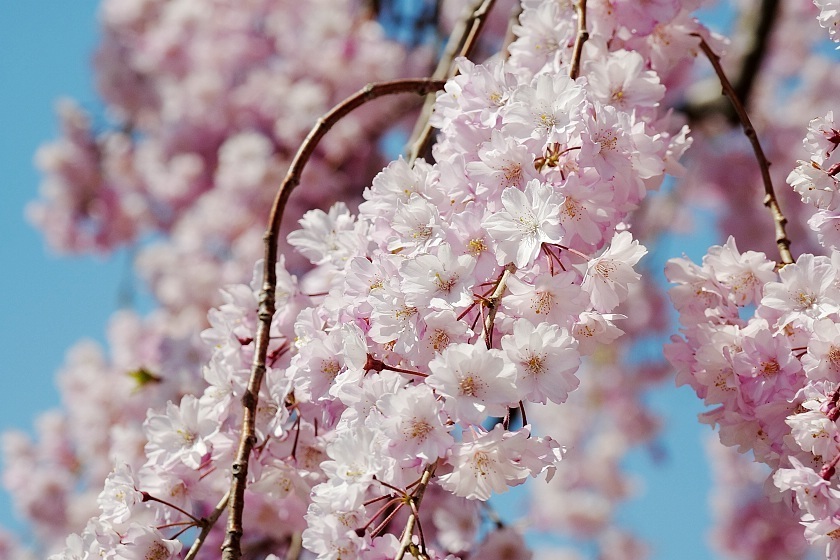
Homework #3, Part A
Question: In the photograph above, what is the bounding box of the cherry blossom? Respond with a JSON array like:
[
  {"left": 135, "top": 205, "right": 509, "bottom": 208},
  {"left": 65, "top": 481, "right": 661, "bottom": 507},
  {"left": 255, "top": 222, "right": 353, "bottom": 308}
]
[
  {"left": 483, "top": 180, "right": 564, "bottom": 268},
  {"left": 501, "top": 319, "right": 581, "bottom": 405},
  {"left": 581, "top": 231, "right": 648, "bottom": 312}
]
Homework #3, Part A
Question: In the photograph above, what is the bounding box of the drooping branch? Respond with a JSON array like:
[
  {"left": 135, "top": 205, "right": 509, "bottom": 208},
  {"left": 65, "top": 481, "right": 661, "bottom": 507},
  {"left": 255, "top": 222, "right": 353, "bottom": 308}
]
[
  {"left": 220, "top": 78, "right": 446, "bottom": 560},
  {"left": 694, "top": 37, "right": 794, "bottom": 266},
  {"left": 393, "top": 463, "right": 437, "bottom": 560},
  {"left": 569, "top": 0, "right": 589, "bottom": 80},
  {"left": 407, "top": 0, "right": 498, "bottom": 163}
]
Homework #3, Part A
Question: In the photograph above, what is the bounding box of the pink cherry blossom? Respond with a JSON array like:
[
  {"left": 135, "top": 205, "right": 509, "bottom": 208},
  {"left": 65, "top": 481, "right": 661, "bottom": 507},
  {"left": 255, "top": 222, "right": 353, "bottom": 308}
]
[{"left": 483, "top": 180, "right": 565, "bottom": 268}]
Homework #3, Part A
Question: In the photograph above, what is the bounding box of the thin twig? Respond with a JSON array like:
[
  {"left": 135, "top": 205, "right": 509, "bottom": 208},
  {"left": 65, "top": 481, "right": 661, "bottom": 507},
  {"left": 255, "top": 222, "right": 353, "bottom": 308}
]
[
  {"left": 220, "top": 78, "right": 446, "bottom": 560},
  {"left": 141, "top": 492, "right": 201, "bottom": 524},
  {"left": 394, "top": 463, "right": 437, "bottom": 560},
  {"left": 694, "top": 36, "right": 794, "bottom": 266},
  {"left": 407, "top": 0, "right": 498, "bottom": 163},
  {"left": 483, "top": 263, "right": 516, "bottom": 349},
  {"left": 361, "top": 497, "right": 404, "bottom": 534},
  {"left": 371, "top": 501, "right": 407, "bottom": 538},
  {"left": 569, "top": 0, "right": 589, "bottom": 80},
  {"left": 185, "top": 491, "right": 230, "bottom": 560}
]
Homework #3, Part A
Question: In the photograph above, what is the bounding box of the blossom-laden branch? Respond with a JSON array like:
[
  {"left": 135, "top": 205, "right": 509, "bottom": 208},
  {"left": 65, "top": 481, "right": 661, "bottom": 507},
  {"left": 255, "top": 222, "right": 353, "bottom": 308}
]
[
  {"left": 694, "top": 36, "right": 794, "bottom": 267},
  {"left": 408, "top": 0, "right": 498, "bottom": 162},
  {"left": 221, "top": 78, "right": 446, "bottom": 560},
  {"left": 569, "top": 0, "right": 589, "bottom": 80}
]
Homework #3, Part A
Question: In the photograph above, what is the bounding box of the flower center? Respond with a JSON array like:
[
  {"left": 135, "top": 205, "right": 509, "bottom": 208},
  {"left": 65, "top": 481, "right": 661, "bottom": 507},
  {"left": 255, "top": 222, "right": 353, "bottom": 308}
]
[
  {"left": 760, "top": 360, "right": 780, "bottom": 376},
  {"left": 517, "top": 212, "right": 540, "bottom": 235},
  {"left": 435, "top": 273, "right": 457, "bottom": 293},
  {"left": 471, "top": 451, "right": 492, "bottom": 476},
  {"left": 458, "top": 375, "right": 484, "bottom": 398},
  {"left": 408, "top": 418, "right": 433, "bottom": 442},
  {"left": 502, "top": 163, "right": 522, "bottom": 186},
  {"left": 146, "top": 542, "right": 170, "bottom": 560},
  {"left": 796, "top": 290, "right": 817, "bottom": 308},
  {"left": 322, "top": 359, "right": 341, "bottom": 379},
  {"left": 533, "top": 291, "right": 553, "bottom": 315},
  {"left": 525, "top": 353, "right": 545, "bottom": 376},
  {"left": 829, "top": 345, "right": 840, "bottom": 369},
  {"left": 430, "top": 330, "right": 450, "bottom": 352},
  {"left": 468, "top": 238, "right": 487, "bottom": 255},
  {"left": 595, "top": 259, "right": 617, "bottom": 278}
]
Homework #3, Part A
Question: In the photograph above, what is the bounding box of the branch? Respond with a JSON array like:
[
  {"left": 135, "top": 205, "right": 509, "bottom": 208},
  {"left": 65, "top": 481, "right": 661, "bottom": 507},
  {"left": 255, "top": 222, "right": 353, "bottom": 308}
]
[
  {"left": 483, "top": 263, "right": 516, "bottom": 349},
  {"left": 569, "top": 0, "right": 588, "bottom": 80},
  {"left": 407, "top": 0, "right": 498, "bottom": 163},
  {"left": 694, "top": 37, "right": 794, "bottom": 266},
  {"left": 220, "top": 78, "right": 446, "bottom": 560},
  {"left": 185, "top": 491, "right": 229, "bottom": 560},
  {"left": 393, "top": 463, "right": 436, "bottom": 560}
]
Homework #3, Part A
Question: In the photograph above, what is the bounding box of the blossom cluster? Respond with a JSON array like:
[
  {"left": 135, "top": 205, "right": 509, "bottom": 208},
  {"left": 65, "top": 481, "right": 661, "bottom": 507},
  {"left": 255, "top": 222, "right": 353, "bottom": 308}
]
[
  {"left": 666, "top": 4, "right": 840, "bottom": 543},
  {"left": 788, "top": 111, "right": 840, "bottom": 248},
  {"left": 660, "top": 4, "right": 840, "bottom": 555},
  {"left": 665, "top": 232, "right": 840, "bottom": 556},
  {"left": 41, "top": 0, "right": 711, "bottom": 558},
  {"left": 28, "top": 0, "right": 418, "bottom": 318}
]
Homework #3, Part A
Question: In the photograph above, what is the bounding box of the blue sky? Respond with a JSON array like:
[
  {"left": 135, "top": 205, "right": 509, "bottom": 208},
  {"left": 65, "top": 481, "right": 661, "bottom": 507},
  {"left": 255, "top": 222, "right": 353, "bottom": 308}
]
[
  {"left": 0, "top": 0, "right": 126, "bottom": 533},
  {"left": 0, "top": 2, "right": 723, "bottom": 557}
]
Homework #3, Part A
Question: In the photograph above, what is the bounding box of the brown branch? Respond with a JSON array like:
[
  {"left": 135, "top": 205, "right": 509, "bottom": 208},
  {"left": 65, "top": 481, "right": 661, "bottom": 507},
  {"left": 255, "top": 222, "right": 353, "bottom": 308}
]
[
  {"left": 407, "top": 0, "right": 498, "bottom": 163},
  {"left": 694, "top": 37, "right": 794, "bottom": 266},
  {"left": 569, "top": 0, "right": 589, "bottom": 80},
  {"left": 185, "top": 491, "right": 230, "bottom": 560},
  {"left": 393, "top": 463, "right": 436, "bottom": 560},
  {"left": 483, "top": 263, "right": 516, "bottom": 349},
  {"left": 220, "top": 78, "right": 446, "bottom": 560}
]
